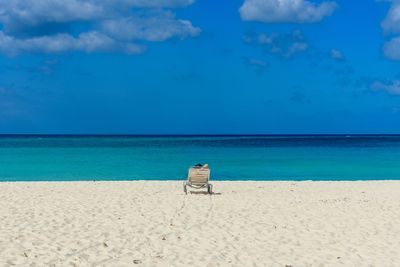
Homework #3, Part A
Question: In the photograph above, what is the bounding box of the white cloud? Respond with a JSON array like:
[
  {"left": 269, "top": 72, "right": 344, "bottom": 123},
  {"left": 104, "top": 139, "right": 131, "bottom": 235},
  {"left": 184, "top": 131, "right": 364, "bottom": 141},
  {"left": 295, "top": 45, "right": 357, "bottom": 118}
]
[
  {"left": 120, "top": 0, "right": 195, "bottom": 8},
  {"left": 244, "top": 58, "right": 268, "bottom": 73},
  {"left": 370, "top": 80, "right": 400, "bottom": 95},
  {"left": 101, "top": 11, "right": 200, "bottom": 42},
  {"left": 247, "top": 58, "right": 268, "bottom": 67},
  {"left": 250, "top": 31, "right": 309, "bottom": 58},
  {"left": 0, "top": 0, "right": 195, "bottom": 31},
  {"left": 287, "top": 42, "right": 308, "bottom": 56},
  {"left": 239, "top": 0, "right": 337, "bottom": 23},
  {"left": 331, "top": 48, "right": 344, "bottom": 60},
  {"left": 0, "top": 31, "right": 145, "bottom": 55},
  {"left": 380, "top": 0, "right": 400, "bottom": 60},
  {"left": 0, "top": 0, "right": 198, "bottom": 55},
  {"left": 258, "top": 33, "right": 272, "bottom": 44},
  {"left": 0, "top": 1, "right": 103, "bottom": 32},
  {"left": 381, "top": 0, "right": 400, "bottom": 34},
  {"left": 383, "top": 36, "right": 400, "bottom": 60}
]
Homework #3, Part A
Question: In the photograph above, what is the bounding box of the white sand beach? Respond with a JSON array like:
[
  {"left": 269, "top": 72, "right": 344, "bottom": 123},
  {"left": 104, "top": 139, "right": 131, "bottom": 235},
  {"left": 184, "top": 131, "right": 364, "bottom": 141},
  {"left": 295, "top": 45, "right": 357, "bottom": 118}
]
[{"left": 1, "top": 181, "right": 400, "bottom": 266}]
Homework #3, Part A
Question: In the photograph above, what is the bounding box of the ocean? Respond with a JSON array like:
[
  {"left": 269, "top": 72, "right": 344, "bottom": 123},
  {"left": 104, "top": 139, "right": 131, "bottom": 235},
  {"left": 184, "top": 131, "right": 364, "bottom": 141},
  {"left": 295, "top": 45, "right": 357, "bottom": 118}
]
[{"left": 0, "top": 135, "right": 400, "bottom": 181}]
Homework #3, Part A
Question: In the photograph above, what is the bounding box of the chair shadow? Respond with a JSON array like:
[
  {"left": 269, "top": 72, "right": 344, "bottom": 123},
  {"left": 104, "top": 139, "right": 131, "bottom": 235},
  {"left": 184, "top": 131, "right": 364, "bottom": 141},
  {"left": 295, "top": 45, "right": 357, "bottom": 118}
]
[{"left": 189, "top": 191, "right": 222, "bottom": 195}]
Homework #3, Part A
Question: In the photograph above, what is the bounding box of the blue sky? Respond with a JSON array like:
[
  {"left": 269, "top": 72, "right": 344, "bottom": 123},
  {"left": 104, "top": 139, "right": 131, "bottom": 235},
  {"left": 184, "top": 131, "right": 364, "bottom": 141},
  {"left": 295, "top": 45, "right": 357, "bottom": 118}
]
[{"left": 0, "top": 0, "right": 400, "bottom": 134}]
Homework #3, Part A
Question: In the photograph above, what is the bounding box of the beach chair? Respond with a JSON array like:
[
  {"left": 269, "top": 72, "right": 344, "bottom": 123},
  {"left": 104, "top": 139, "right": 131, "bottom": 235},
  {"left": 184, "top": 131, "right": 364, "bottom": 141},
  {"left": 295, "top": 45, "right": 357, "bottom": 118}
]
[{"left": 183, "top": 167, "right": 213, "bottom": 194}]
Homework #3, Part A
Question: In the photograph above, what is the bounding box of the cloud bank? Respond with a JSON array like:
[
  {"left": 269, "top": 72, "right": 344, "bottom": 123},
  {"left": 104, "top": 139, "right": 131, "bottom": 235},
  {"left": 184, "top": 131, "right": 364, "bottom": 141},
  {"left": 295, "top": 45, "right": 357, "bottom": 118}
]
[
  {"left": 381, "top": 0, "right": 400, "bottom": 60},
  {"left": 239, "top": 0, "right": 337, "bottom": 23},
  {"left": 0, "top": 0, "right": 200, "bottom": 55},
  {"left": 370, "top": 80, "right": 400, "bottom": 95}
]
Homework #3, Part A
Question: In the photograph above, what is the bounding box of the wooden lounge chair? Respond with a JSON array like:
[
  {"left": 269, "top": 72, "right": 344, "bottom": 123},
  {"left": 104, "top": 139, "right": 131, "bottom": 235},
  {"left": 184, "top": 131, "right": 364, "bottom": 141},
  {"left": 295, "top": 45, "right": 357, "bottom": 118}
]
[{"left": 183, "top": 167, "right": 212, "bottom": 194}]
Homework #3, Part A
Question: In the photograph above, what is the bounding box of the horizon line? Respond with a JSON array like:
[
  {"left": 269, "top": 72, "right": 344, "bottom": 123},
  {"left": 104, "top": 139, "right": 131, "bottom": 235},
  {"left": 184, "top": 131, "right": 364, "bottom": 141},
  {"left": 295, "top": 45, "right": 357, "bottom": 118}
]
[{"left": 1, "top": 134, "right": 400, "bottom": 137}]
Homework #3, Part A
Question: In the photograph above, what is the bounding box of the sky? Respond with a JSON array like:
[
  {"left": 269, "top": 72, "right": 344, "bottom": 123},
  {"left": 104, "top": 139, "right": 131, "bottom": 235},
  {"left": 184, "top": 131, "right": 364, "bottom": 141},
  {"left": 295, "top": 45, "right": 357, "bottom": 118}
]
[{"left": 0, "top": 0, "right": 400, "bottom": 134}]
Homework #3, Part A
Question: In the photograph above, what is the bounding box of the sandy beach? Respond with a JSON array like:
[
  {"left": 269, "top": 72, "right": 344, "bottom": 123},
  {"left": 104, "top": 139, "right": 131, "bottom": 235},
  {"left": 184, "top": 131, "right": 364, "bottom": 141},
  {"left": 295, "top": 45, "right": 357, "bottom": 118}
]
[{"left": 1, "top": 181, "right": 400, "bottom": 266}]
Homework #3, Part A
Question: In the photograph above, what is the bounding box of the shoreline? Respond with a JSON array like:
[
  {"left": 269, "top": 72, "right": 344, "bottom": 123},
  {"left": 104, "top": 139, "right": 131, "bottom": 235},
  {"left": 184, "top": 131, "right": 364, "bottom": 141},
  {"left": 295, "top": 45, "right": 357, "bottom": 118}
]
[{"left": 2, "top": 179, "right": 400, "bottom": 183}]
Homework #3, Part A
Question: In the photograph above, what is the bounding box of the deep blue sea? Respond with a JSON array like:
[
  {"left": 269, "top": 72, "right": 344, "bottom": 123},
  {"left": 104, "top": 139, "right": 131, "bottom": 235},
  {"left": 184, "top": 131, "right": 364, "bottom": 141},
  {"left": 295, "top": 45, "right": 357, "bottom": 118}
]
[{"left": 1, "top": 135, "right": 400, "bottom": 181}]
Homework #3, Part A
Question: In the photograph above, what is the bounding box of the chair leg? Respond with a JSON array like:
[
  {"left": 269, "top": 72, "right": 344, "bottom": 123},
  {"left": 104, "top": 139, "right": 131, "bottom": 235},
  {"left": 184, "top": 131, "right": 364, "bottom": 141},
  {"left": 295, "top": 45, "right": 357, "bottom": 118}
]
[
  {"left": 183, "top": 182, "right": 187, "bottom": 194},
  {"left": 208, "top": 184, "right": 212, "bottom": 194}
]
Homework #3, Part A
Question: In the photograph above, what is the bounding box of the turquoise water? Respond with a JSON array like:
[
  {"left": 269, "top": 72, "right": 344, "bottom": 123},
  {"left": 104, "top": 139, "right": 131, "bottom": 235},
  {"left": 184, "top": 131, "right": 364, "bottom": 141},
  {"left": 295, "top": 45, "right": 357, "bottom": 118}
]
[{"left": 1, "top": 135, "right": 400, "bottom": 181}]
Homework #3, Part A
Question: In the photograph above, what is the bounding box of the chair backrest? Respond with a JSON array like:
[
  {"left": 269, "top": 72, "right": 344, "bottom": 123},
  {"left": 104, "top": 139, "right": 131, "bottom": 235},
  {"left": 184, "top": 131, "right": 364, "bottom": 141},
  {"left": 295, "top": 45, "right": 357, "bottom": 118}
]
[{"left": 188, "top": 168, "right": 210, "bottom": 185}]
